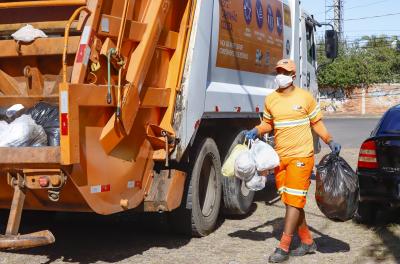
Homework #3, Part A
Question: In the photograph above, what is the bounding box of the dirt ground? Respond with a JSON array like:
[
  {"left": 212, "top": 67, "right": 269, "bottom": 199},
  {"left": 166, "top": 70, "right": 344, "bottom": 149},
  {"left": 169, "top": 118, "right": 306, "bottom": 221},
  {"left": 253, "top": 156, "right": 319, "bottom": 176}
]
[{"left": 0, "top": 148, "right": 399, "bottom": 264}]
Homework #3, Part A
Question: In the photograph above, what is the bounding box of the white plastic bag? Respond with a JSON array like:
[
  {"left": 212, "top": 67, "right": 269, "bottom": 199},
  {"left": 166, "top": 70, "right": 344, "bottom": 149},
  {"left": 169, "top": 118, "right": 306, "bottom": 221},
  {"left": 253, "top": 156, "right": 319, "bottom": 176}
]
[
  {"left": 0, "top": 115, "right": 47, "bottom": 147},
  {"left": 222, "top": 143, "right": 249, "bottom": 177},
  {"left": 234, "top": 150, "right": 256, "bottom": 181},
  {"left": 251, "top": 139, "right": 280, "bottom": 171},
  {"left": 11, "top": 24, "right": 48, "bottom": 43},
  {"left": 0, "top": 121, "right": 8, "bottom": 131},
  {"left": 245, "top": 173, "right": 267, "bottom": 191}
]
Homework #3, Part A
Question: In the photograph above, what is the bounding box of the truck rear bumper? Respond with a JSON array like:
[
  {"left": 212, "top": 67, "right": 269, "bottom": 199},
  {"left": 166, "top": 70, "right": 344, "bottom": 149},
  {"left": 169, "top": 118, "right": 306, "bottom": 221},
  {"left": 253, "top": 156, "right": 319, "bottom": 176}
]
[
  {"left": 0, "top": 147, "right": 60, "bottom": 169},
  {"left": 0, "top": 146, "right": 89, "bottom": 211}
]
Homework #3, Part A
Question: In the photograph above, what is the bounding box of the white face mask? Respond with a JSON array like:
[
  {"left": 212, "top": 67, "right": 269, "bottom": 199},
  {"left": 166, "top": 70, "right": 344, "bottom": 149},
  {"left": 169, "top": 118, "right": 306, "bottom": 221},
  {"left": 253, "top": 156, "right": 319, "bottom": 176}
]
[{"left": 275, "top": 74, "right": 293, "bottom": 88}]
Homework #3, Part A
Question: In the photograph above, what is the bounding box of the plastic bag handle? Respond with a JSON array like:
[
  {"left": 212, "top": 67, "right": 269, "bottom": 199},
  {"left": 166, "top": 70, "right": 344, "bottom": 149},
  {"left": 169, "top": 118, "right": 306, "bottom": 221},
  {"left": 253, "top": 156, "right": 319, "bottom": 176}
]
[{"left": 243, "top": 138, "right": 254, "bottom": 149}]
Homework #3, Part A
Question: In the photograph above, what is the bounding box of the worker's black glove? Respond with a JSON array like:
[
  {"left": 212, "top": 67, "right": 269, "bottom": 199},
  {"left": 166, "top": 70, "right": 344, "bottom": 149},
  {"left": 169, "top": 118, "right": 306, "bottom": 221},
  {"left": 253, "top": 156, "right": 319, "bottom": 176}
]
[{"left": 328, "top": 140, "right": 341, "bottom": 155}]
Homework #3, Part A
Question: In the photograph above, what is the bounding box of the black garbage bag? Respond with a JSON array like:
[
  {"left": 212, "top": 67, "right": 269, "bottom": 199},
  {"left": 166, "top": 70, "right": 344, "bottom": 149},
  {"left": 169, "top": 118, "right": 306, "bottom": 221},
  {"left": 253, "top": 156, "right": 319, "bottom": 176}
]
[
  {"left": 27, "top": 102, "right": 60, "bottom": 146},
  {"left": 315, "top": 153, "right": 359, "bottom": 221}
]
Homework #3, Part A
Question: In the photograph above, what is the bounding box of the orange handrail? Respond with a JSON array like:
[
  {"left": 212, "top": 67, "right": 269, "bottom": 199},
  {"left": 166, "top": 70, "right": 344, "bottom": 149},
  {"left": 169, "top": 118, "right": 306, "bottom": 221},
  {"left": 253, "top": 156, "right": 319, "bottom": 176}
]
[
  {"left": 116, "top": 0, "right": 131, "bottom": 54},
  {"left": 63, "top": 6, "right": 91, "bottom": 83}
]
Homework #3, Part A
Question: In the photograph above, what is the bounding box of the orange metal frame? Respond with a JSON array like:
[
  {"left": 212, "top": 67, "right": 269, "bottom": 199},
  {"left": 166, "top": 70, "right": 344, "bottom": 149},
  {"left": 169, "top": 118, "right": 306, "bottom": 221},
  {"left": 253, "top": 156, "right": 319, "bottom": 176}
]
[{"left": 0, "top": 0, "right": 195, "bottom": 216}]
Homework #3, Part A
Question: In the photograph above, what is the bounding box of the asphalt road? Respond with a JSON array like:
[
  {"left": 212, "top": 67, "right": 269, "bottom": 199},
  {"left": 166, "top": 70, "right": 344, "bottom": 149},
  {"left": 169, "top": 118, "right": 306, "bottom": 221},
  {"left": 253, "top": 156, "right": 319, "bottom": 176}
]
[{"left": 323, "top": 118, "right": 380, "bottom": 149}]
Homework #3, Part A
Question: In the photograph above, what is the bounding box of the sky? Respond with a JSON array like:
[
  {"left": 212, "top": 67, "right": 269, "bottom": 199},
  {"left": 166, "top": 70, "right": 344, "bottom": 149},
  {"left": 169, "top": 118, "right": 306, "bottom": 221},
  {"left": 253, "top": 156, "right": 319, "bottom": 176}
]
[{"left": 301, "top": 0, "right": 400, "bottom": 43}]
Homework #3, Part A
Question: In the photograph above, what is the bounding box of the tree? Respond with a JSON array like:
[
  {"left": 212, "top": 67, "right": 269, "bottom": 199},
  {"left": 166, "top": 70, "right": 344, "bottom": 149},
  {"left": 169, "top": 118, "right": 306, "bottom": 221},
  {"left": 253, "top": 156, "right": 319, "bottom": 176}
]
[{"left": 317, "top": 35, "right": 400, "bottom": 89}]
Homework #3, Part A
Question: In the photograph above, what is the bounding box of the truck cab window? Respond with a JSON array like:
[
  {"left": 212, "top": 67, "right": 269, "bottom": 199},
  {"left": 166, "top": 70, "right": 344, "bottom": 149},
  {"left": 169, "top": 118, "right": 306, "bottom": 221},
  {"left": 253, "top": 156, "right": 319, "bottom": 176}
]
[{"left": 306, "top": 23, "right": 316, "bottom": 66}]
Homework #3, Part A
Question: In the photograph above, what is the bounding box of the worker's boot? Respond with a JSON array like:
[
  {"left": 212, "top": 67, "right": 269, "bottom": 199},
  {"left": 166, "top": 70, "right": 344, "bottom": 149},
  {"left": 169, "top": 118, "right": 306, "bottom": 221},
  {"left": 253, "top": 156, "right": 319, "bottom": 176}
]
[
  {"left": 268, "top": 248, "right": 289, "bottom": 263},
  {"left": 290, "top": 241, "right": 317, "bottom": 256}
]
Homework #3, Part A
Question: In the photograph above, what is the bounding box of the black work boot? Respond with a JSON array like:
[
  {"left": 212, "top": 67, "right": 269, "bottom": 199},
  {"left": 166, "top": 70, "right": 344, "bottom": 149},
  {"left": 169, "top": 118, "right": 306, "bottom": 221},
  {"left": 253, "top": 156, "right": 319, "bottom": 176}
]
[
  {"left": 268, "top": 248, "right": 289, "bottom": 263},
  {"left": 290, "top": 241, "right": 317, "bottom": 256}
]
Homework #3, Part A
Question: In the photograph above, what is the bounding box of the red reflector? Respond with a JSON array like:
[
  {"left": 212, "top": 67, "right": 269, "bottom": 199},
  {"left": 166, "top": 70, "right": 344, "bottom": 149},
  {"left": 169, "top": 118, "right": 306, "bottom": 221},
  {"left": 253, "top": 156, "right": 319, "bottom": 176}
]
[
  {"left": 61, "top": 113, "right": 68, "bottom": 135},
  {"left": 39, "top": 176, "right": 49, "bottom": 187},
  {"left": 358, "top": 140, "right": 378, "bottom": 169},
  {"left": 101, "top": 184, "right": 111, "bottom": 192},
  {"left": 135, "top": 181, "right": 142, "bottom": 188}
]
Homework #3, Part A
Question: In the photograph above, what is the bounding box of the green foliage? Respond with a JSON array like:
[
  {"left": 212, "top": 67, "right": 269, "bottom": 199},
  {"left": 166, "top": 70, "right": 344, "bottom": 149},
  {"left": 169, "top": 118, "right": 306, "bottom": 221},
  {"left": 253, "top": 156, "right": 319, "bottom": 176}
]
[{"left": 317, "top": 35, "right": 400, "bottom": 89}]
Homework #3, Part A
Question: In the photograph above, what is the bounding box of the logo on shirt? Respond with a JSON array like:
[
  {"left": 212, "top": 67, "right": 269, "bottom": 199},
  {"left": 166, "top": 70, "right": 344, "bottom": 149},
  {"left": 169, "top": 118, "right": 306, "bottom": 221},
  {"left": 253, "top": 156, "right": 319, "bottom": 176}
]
[
  {"left": 296, "top": 161, "right": 305, "bottom": 168},
  {"left": 292, "top": 105, "right": 303, "bottom": 111}
]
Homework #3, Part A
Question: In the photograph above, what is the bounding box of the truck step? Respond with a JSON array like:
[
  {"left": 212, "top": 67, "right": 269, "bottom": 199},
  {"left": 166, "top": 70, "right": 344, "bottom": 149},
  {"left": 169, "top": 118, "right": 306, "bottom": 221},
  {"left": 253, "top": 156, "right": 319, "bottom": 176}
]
[{"left": 144, "top": 169, "right": 186, "bottom": 212}]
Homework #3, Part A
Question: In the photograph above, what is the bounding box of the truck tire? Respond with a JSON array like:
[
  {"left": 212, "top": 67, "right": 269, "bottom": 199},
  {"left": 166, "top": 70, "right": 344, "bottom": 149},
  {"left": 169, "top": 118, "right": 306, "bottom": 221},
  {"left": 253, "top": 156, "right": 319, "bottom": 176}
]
[
  {"left": 169, "top": 138, "right": 222, "bottom": 236},
  {"left": 222, "top": 130, "right": 255, "bottom": 215}
]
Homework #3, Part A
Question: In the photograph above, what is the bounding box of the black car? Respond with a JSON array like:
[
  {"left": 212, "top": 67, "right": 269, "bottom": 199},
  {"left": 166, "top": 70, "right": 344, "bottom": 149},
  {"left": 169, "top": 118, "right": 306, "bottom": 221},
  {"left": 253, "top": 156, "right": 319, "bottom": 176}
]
[{"left": 355, "top": 105, "right": 400, "bottom": 223}]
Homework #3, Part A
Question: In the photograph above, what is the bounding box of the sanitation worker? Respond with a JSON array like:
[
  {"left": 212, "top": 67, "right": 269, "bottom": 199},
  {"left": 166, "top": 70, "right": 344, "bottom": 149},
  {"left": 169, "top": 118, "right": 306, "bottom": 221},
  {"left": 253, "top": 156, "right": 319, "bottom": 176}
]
[{"left": 245, "top": 59, "right": 341, "bottom": 263}]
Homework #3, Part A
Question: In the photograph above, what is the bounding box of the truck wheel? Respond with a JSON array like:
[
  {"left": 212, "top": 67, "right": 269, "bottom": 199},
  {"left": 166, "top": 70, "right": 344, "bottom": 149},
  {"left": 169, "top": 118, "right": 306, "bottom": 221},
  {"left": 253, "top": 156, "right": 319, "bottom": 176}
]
[
  {"left": 354, "top": 201, "right": 377, "bottom": 225},
  {"left": 222, "top": 131, "right": 255, "bottom": 215},
  {"left": 169, "top": 138, "right": 222, "bottom": 236}
]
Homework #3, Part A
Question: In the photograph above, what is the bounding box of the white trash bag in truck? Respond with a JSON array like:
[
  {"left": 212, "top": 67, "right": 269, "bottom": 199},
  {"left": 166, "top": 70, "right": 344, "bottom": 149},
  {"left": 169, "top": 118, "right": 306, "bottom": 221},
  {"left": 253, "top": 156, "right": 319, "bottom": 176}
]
[
  {"left": 251, "top": 139, "right": 280, "bottom": 171},
  {"left": 11, "top": 24, "right": 47, "bottom": 43},
  {"left": 0, "top": 114, "right": 47, "bottom": 147},
  {"left": 234, "top": 150, "right": 256, "bottom": 181}
]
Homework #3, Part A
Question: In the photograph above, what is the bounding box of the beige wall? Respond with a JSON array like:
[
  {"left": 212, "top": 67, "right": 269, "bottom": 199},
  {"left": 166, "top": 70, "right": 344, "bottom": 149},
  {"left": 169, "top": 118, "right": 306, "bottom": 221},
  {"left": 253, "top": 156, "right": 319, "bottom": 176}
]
[{"left": 319, "top": 84, "right": 400, "bottom": 116}]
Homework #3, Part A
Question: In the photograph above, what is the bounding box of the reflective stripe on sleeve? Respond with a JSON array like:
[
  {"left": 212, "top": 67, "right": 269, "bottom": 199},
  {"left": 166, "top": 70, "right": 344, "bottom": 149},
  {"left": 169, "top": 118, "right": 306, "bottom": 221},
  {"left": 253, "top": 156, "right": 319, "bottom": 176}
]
[
  {"left": 263, "top": 111, "right": 273, "bottom": 120},
  {"left": 308, "top": 105, "right": 321, "bottom": 120}
]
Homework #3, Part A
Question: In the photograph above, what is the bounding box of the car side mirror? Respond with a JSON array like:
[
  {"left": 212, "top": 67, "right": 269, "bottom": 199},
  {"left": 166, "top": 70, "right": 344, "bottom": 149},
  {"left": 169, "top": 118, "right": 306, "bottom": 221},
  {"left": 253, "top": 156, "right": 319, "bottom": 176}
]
[{"left": 325, "top": 30, "right": 338, "bottom": 59}]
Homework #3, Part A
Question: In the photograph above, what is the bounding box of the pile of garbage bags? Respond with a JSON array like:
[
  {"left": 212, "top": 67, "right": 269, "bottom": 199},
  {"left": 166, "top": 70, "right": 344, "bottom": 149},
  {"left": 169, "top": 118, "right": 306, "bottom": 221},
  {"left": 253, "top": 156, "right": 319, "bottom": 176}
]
[
  {"left": 315, "top": 153, "right": 359, "bottom": 221},
  {"left": 222, "top": 139, "right": 280, "bottom": 191},
  {"left": 0, "top": 102, "right": 60, "bottom": 147}
]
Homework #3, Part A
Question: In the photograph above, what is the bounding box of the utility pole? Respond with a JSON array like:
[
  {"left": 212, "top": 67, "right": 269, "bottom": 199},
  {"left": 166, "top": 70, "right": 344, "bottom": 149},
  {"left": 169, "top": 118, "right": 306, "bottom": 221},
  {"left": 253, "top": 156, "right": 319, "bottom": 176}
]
[
  {"left": 325, "top": 0, "right": 344, "bottom": 42},
  {"left": 333, "top": 0, "right": 343, "bottom": 41}
]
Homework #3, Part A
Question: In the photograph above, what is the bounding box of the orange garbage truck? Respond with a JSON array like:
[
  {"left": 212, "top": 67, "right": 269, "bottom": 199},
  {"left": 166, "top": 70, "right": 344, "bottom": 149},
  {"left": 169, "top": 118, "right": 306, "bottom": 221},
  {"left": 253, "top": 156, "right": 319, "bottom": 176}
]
[{"left": 0, "top": 0, "right": 336, "bottom": 249}]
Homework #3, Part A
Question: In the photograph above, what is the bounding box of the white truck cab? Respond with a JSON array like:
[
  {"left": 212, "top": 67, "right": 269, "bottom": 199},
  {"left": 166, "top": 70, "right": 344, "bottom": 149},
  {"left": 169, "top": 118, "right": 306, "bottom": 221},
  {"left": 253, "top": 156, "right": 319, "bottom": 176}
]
[
  {"left": 175, "top": 0, "right": 336, "bottom": 156},
  {"left": 167, "top": 0, "right": 338, "bottom": 236}
]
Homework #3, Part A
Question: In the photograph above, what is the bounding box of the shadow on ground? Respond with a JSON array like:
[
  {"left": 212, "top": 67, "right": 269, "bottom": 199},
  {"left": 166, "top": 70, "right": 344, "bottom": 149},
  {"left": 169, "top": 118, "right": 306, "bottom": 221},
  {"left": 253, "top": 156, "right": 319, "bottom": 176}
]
[
  {"left": 0, "top": 210, "right": 191, "bottom": 264},
  {"left": 0, "top": 176, "right": 276, "bottom": 264},
  {"left": 357, "top": 207, "right": 400, "bottom": 263},
  {"left": 228, "top": 217, "right": 350, "bottom": 253}
]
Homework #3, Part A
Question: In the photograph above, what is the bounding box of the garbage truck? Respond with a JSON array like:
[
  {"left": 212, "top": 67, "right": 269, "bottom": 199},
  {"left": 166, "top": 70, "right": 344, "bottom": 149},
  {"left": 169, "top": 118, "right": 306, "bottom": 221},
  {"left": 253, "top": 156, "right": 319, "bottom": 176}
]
[{"left": 0, "top": 0, "right": 337, "bottom": 249}]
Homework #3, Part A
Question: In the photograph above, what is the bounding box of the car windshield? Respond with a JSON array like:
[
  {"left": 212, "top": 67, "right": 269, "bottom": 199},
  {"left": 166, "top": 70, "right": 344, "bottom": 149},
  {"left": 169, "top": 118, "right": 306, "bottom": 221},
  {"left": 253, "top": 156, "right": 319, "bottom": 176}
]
[{"left": 378, "top": 109, "right": 400, "bottom": 135}]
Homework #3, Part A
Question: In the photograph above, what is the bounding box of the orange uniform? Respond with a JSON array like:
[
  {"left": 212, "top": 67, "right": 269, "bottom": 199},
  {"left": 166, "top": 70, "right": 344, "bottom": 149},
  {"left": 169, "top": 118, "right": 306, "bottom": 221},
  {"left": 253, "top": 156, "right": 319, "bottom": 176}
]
[{"left": 257, "top": 86, "right": 331, "bottom": 208}]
